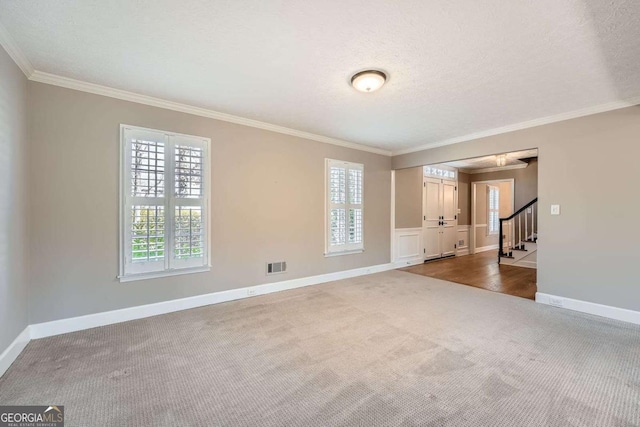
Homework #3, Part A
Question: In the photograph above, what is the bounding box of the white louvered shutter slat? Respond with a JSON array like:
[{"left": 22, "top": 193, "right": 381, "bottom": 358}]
[
  {"left": 326, "top": 159, "right": 364, "bottom": 254},
  {"left": 170, "top": 137, "right": 207, "bottom": 270},
  {"left": 487, "top": 185, "right": 500, "bottom": 235},
  {"left": 121, "top": 127, "right": 209, "bottom": 279},
  {"left": 124, "top": 129, "right": 168, "bottom": 275}
]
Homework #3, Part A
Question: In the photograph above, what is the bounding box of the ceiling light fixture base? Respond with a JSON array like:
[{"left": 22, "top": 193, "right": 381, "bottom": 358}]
[{"left": 350, "top": 70, "right": 387, "bottom": 93}]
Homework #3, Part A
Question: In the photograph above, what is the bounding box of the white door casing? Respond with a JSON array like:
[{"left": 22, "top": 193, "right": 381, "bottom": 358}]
[{"left": 470, "top": 179, "right": 515, "bottom": 254}]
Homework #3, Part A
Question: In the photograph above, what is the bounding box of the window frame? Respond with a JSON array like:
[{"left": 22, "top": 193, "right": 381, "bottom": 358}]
[
  {"left": 325, "top": 159, "right": 364, "bottom": 256},
  {"left": 487, "top": 185, "right": 500, "bottom": 236},
  {"left": 423, "top": 165, "right": 456, "bottom": 181},
  {"left": 118, "top": 124, "right": 211, "bottom": 282}
]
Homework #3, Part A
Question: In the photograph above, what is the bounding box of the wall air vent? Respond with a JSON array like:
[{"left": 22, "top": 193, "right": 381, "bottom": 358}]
[
  {"left": 266, "top": 261, "right": 287, "bottom": 275},
  {"left": 458, "top": 240, "right": 465, "bottom": 246}
]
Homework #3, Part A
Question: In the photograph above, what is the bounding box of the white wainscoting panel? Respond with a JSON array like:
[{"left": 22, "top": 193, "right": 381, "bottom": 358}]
[
  {"left": 456, "top": 225, "right": 470, "bottom": 256},
  {"left": 393, "top": 228, "right": 424, "bottom": 267}
]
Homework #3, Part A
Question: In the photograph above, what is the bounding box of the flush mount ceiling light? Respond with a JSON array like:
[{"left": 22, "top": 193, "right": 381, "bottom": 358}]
[
  {"left": 351, "top": 70, "right": 387, "bottom": 93},
  {"left": 496, "top": 154, "right": 507, "bottom": 167}
]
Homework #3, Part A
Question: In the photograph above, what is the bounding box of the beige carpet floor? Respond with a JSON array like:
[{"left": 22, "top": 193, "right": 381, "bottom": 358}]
[{"left": 0, "top": 270, "right": 639, "bottom": 426}]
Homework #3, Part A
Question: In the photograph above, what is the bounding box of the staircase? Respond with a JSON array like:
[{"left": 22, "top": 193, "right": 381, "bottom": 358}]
[{"left": 499, "top": 198, "right": 537, "bottom": 269}]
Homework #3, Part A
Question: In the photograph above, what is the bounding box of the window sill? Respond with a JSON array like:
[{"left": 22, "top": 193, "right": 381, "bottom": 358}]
[
  {"left": 118, "top": 266, "right": 211, "bottom": 283},
  {"left": 324, "top": 249, "right": 364, "bottom": 258}
]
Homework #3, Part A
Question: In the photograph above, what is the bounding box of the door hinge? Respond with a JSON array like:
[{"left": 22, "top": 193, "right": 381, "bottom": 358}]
[
  {"left": 455, "top": 215, "right": 457, "bottom": 220},
  {"left": 423, "top": 248, "right": 426, "bottom": 254},
  {"left": 455, "top": 186, "right": 457, "bottom": 191},
  {"left": 454, "top": 243, "right": 457, "bottom": 248},
  {"left": 424, "top": 182, "right": 426, "bottom": 187},
  {"left": 424, "top": 215, "right": 426, "bottom": 221}
]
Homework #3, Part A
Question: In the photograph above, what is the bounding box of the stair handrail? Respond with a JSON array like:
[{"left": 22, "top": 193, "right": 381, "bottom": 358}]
[
  {"left": 499, "top": 197, "right": 538, "bottom": 263},
  {"left": 500, "top": 197, "right": 538, "bottom": 222}
]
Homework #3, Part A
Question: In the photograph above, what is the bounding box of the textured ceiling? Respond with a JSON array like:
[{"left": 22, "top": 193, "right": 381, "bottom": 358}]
[
  {"left": 444, "top": 149, "right": 538, "bottom": 170},
  {"left": 1, "top": 0, "right": 640, "bottom": 153}
]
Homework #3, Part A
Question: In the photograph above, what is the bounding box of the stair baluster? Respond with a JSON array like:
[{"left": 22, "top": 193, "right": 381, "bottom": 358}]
[
  {"left": 499, "top": 197, "right": 538, "bottom": 264},
  {"left": 532, "top": 204, "right": 535, "bottom": 239},
  {"left": 518, "top": 214, "right": 522, "bottom": 248}
]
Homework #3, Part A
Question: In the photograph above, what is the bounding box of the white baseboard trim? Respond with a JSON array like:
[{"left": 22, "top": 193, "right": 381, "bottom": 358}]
[
  {"left": 474, "top": 244, "right": 499, "bottom": 253},
  {"left": 536, "top": 292, "right": 640, "bottom": 325},
  {"left": 29, "top": 262, "right": 396, "bottom": 340},
  {"left": 456, "top": 247, "right": 470, "bottom": 257},
  {"left": 391, "top": 257, "right": 424, "bottom": 268},
  {"left": 0, "top": 327, "right": 31, "bottom": 378},
  {"left": 512, "top": 260, "right": 537, "bottom": 269}
]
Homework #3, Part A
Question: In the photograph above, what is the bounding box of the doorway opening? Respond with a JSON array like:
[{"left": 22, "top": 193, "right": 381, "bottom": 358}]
[
  {"left": 471, "top": 179, "right": 514, "bottom": 254},
  {"left": 394, "top": 149, "right": 538, "bottom": 299}
]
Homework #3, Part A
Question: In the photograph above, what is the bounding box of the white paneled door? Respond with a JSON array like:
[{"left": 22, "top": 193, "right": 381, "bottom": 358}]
[{"left": 423, "top": 177, "right": 458, "bottom": 260}]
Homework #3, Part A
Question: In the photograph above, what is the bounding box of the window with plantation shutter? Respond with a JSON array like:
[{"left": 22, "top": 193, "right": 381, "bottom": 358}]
[
  {"left": 487, "top": 185, "right": 500, "bottom": 235},
  {"left": 119, "top": 125, "right": 211, "bottom": 281},
  {"left": 325, "top": 159, "right": 364, "bottom": 255}
]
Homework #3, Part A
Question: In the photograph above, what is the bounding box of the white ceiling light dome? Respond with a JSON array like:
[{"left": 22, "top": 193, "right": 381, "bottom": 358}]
[{"left": 351, "top": 70, "right": 387, "bottom": 93}]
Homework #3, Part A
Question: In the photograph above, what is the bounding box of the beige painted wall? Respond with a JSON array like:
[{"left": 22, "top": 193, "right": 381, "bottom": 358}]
[
  {"left": 0, "top": 46, "right": 29, "bottom": 351},
  {"left": 393, "top": 106, "right": 640, "bottom": 311},
  {"left": 457, "top": 172, "right": 471, "bottom": 225},
  {"left": 394, "top": 166, "right": 423, "bottom": 228},
  {"left": 27, "top": 82, "right": 391, "bottom": 324}
]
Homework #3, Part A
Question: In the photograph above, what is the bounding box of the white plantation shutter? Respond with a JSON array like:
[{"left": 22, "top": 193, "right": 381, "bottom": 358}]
[
  {"left": 123, "top": 128, "right": 168, "bottom": 275},
  {"left": 171, "top": 136, "right": 208, "bottom": 269},
  {"left": 120, "top": 126, "right": 210, "bottom": 280},
  {"left": 326, "top": 159, "right": 364, "bottom": 254},
  {"left": 487, "top": 185, "right": 500, "bottom": 235}
]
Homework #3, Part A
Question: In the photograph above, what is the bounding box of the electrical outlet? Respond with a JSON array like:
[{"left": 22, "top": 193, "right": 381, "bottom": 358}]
[
  {"left": 551, "top": 204, "right": 561, "bottom": 215},
  {"left": 549, "top": 296, "right": 564, "bottom": 307},
  {"left": 247, "top": 289, "right": 257, "bottom": 297}
]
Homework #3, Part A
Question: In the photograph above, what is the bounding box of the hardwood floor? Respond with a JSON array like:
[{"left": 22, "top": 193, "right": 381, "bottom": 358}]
[{"left": 400, "top": 250, "right": 537, "bottom": 300}]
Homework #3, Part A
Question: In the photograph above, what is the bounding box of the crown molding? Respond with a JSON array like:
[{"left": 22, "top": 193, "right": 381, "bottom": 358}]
[
  {"left": 0, "top": 22, "right": 389, "bottom": 155},
  {"left": 0, "top": 22, "right": 34, "bottom": 77},
  {"left": 28, "top": 70, "right": 392, "bottom": 156},
  {"left": 4, "top": 19, "right": 640, "bottom": 158},
  {"left": 21, "top": 69, "right": 640, "bottom": 159},
  {"left": 460, "top": 163, "right": 528, "bottom": 174},
  {"left": 392, "top": 95, "right": 640, "bottom": 156}
]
